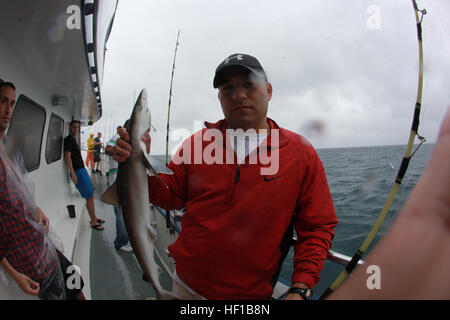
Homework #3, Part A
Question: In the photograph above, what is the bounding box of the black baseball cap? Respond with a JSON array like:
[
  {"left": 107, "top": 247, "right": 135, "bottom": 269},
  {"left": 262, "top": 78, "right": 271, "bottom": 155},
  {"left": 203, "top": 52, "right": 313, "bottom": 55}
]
[{"left": 213, "top": 53, "right": 268, "bottom": 88}]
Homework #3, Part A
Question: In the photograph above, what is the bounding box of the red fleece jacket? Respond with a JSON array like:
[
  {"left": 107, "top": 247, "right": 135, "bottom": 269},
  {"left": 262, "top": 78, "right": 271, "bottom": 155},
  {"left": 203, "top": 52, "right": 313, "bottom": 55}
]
[{"left": 148, "top": 118, "right": 337, "bottom": 299}]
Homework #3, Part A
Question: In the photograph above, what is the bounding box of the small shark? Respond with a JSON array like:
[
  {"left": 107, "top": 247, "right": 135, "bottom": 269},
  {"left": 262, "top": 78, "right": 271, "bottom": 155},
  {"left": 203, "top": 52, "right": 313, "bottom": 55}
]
[{"left": 102, "top": 89, "right": 178, "bottom": 299}]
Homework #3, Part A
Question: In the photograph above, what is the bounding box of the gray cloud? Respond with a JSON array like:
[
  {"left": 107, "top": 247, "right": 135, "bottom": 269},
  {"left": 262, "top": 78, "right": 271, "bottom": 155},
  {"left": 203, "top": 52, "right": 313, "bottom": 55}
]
[{"left": 89, "top": 0, "right": 449, "bottom": 154}]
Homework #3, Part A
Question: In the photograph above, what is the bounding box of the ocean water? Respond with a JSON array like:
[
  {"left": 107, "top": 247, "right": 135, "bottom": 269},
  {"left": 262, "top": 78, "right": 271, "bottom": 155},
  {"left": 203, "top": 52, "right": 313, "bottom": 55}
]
[{"left": 279, "top": 143, "right": 436, "bottom": 297}]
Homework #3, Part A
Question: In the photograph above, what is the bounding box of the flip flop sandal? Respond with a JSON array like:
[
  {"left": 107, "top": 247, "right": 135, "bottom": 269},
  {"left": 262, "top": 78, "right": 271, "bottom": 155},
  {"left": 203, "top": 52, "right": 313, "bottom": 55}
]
[
  {"left": 91, "top": 224, "right": 104, "bottom": 231},
  {"left": 97, "top": 219, "right": 106, "bottom": 224}
]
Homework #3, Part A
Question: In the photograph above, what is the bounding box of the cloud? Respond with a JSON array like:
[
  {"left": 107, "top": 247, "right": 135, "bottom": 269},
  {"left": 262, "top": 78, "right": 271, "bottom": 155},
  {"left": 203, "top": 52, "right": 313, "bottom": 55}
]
[{"left": 91, "top": 0, "right": 449, "bottom": 154}]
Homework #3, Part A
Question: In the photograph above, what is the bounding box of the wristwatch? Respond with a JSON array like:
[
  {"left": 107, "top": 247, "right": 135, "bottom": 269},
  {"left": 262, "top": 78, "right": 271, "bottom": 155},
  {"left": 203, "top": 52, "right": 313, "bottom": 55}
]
[{"left": 287, "top": 287, "right": 313, "bottom": 300}]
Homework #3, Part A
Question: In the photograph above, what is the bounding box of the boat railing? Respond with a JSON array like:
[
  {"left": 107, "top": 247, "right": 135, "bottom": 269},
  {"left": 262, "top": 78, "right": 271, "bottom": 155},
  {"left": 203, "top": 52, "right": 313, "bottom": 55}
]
[
  {"left": 292, "top": 235, "right": 364, "bottom": 266},
  {"left": 327, "top": 250, "right": 364, "bottom": 266}
]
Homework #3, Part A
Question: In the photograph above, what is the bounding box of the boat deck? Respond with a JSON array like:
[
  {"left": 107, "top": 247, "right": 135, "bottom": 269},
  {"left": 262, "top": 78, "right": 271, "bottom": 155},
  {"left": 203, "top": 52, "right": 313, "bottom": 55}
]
[{"left": 88, "top": 172, "right": 172, "bottom": 300}]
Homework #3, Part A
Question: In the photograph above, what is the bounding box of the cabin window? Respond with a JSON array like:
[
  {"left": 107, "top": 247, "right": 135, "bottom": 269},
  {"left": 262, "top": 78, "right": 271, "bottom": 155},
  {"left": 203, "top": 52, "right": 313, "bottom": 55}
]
[
  {"left": 45, "top": 113, "right": 64, "bottom": 164},
  {"left": 7, "top": 95, "right": 46, "bottom": 172}
]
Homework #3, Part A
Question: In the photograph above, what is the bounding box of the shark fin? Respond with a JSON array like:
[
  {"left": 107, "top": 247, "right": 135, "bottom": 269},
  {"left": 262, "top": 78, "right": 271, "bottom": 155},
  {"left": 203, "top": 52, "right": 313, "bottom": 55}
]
[
  {"left": 140, "top": 141, "right": 173, "bottom": 175},
  {"left": 101, "top": 182, "right": 120, "bottom": 208}
]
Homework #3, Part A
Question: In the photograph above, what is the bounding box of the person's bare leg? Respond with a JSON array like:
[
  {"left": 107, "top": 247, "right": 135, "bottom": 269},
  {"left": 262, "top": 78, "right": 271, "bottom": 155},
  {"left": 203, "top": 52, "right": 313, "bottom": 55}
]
[{"left": 86, "top": 197, "right": 102, "bottom": 228}]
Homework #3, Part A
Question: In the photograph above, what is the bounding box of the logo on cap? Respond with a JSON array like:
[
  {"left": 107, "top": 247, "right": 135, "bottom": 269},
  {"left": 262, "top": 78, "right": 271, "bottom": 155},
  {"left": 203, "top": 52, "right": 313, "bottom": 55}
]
[{"left": 224, "top": 54, "right": 244, "bottom": 65}]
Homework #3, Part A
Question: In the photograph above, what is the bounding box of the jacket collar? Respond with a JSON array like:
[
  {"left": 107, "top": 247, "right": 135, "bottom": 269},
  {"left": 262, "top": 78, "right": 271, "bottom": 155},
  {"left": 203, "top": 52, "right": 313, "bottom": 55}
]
[{"left": 204, "top": 117, "right": 289, "bottom": 148}]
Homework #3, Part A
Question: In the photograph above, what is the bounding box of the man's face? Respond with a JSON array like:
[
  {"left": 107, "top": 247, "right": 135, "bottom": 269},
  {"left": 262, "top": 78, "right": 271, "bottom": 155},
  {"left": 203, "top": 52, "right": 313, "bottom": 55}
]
[
  {"left": 218, "top": 69, "right": 272, "bottom": 131},
  {"left": 0, "top": 86, "right": 16, "bottom": 134},
  {"left": 70, "top": 122, "right": 79, "bottom": 136},
  {"left": 97, "top": 133, "right": 102, "bottom": 138}
]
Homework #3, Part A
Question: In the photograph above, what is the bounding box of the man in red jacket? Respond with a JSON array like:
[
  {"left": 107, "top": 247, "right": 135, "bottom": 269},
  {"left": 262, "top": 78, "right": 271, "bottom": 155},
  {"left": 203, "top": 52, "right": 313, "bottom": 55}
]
[{"left": 114, "top": 54, "right": 338, "bottom": 300}]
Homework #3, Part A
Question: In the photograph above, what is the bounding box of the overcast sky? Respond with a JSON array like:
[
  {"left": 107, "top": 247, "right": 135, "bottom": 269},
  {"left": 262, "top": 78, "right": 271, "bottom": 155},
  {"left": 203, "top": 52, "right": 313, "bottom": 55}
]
[{"left": 87, "top": 0, "right": 450, "bottom": 155}]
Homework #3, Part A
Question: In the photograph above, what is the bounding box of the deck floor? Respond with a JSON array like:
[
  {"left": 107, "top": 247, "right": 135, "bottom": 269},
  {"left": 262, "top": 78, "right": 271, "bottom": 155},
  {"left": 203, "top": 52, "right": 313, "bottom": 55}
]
[{"left": 88, "top": 172, "right": 172, "bottom": 300}]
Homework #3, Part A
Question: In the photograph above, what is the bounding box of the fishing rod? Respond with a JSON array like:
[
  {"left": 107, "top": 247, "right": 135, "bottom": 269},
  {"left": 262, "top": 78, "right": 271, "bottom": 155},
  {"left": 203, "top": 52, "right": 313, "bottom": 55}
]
[
  {"left": 165, "top": 30, "right": 181, "bottom": 231},
  {"left": 320, "top": 0, "right": 427, "bottom": 299},
  {"left": 165, "top": 30, "right": 181, "bottom": 166}
]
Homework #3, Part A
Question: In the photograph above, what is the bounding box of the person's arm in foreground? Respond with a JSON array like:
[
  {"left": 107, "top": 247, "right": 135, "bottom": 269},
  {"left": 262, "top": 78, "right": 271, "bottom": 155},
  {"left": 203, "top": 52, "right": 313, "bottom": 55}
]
[
  {"left": 329, "top": 106, "right": 450, "bottom": 299},
  {"left": 0, "top": 258, "right": 40, "bottom": 296}
]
